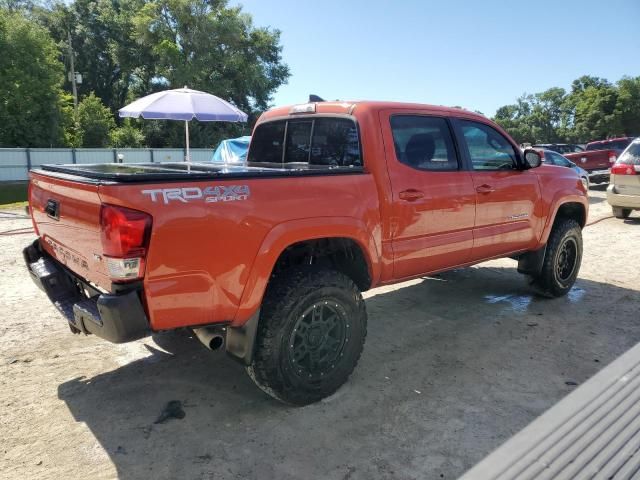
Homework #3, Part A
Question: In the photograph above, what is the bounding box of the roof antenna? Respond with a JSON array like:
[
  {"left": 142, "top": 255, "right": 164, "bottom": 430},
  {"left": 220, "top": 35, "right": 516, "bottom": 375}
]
[{"left": 309, "top": 94, "right": 325, "bottom": 102}]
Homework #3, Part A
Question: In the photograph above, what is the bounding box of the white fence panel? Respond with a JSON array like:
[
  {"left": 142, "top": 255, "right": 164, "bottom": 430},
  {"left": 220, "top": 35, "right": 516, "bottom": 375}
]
[
  {"left": 1, "top": 147, "right": 217, "bottom": 181},
  {"left": 75, "top": 149, "right": 114, "bottom": 164},
  {"left": 153, "top": 149, "right": 185, "bottom": 163},
  {"left": 30, "top": 149, "right": 73, "bottom": 166},
  {"left": 0, "top": 148, "right": 28, "bottom": 181},
  {"left": 117, "top": 149, "right": 152, "bottom": 163},
  {"left": 190, "top": 149, "right": 213, "bottom": 163}
]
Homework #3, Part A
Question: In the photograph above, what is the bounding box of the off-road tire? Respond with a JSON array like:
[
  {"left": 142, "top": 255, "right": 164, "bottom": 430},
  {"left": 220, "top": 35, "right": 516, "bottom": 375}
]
[
  {"left": 612, "top": 207, "right": 632, "bottom": 219},
  {"left": 530, "top": 218, "right": 582, "bottom": 297},
  {"left": 246, "top": 267, "right": 367, "bottom": 406}
]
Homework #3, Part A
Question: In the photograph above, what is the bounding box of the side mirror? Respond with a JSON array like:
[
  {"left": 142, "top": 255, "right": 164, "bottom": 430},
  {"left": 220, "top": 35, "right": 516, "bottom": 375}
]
[{"left": 524, "top": 149, "right": 542, "bottom": 168}]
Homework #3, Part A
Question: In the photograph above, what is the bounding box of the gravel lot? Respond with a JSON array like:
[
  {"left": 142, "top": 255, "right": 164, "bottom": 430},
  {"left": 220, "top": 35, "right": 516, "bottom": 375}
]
[{"left": 1, "top": 186, "right": 639, "bottom": 480}]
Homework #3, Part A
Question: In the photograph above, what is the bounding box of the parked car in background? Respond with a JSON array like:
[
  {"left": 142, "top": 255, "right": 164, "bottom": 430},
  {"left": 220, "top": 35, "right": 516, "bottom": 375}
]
[
  {"left": 563, "top": 151, "right": 612, "bottom": 183},
  {"left": 535, "top": 148, "right": 589, "bottom": 189},
  {"left": 533, "top": 143, "right": 584, "bottom": 155},
  {"left": 607, "top": 138, "right": 640, "bottom": 219},
  {"left": 586, "top": 137, "right": 635, "bottom": 155}
]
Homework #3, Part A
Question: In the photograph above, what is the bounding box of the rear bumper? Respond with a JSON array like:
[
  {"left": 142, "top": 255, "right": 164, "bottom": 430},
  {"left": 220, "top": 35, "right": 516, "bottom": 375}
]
[
  {"left": 23, "top": 239, "right": 150, "bottom": 343},
  {"left": 607, "top": 185, "right": 640, "bottom": 209},
  {"left": 587, "top": 169, "right": 610, "bottom": 183}
]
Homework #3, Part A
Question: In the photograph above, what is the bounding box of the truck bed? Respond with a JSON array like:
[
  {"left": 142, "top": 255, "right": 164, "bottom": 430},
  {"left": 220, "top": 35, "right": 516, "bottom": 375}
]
[
  {"left": 37, "top": 161, "right": 364, "bottom": 183},
  {"left": 29, "top": 161, "right": 377, "bottom": 331}
]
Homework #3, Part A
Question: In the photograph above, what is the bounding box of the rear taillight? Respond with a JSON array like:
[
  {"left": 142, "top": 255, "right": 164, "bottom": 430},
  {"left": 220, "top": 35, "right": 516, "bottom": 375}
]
[
  {"left": 610, "top": 163, "right": 638, "bottom": 175},
  {"left": 100, "top": 204, "right": 152, "bottom": 281}
]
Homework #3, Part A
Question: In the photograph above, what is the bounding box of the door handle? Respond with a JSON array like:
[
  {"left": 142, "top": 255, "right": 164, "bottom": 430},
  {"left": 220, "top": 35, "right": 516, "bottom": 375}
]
[
  {"left": 476, "top": 184, "right": 495, "bottom": 194},
  {"left": 399, "top": 189, "right": 424, "bottom": 201}
]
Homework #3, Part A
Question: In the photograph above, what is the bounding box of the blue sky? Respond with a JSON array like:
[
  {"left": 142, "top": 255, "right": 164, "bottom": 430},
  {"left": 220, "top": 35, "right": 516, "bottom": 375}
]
[{"left": 235, "top": 0, "right": 640, "bottom": 117}]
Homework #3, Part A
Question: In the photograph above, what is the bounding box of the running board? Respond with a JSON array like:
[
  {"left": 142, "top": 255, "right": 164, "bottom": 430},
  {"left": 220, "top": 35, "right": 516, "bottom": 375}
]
[{"left": 461, "top": 342, "right": 640, "bottom": 479}]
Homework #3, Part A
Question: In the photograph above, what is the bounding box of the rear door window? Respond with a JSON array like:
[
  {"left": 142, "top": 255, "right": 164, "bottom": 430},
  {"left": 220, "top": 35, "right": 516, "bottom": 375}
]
[
  {"left": 389, "top": 116, "right": 458, "bottom": 171},
  {"left": 247, "top": 117, "right": 361, "bottom": 168}
]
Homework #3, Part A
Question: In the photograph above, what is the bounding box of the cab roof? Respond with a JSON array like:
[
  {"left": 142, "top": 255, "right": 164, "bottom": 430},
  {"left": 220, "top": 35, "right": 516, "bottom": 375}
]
[{"left": 259, "top": 101, "right": 488, "bottom": 123}]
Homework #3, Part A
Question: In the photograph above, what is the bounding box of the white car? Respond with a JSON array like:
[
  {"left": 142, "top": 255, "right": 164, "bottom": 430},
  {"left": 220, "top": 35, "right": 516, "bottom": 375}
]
[{"left": 607, "top": 138, "right": 640, "bottom": 219}]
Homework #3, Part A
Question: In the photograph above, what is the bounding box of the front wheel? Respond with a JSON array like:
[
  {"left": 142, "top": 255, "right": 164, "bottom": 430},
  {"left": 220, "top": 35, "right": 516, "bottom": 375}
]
[
  {"left": 246, "top": 267, "right": 367, "bottom": 406},
  {"left": 530, "top": 219, "right": 583, "bottom": 297}
]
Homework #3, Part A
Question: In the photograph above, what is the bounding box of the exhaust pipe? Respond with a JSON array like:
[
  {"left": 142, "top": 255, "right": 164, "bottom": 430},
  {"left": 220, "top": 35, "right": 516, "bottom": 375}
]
[{"left": 193, "top": 326, "right": 226, "bottom": 351}]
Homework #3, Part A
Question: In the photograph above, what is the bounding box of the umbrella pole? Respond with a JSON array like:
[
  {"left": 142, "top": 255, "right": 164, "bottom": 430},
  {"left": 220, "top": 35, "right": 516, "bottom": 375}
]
[{"left": 185, "top": 120, "right": 191, "bottom": 173}]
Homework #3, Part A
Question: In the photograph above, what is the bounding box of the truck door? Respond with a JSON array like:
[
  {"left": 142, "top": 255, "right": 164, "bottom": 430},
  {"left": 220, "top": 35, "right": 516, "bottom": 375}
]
[
  {"left": 452, "top": 119, "right": 540, "bottom": 261},
  {"left": 380, "top": 111, "right": 476, "bottom": 279}
]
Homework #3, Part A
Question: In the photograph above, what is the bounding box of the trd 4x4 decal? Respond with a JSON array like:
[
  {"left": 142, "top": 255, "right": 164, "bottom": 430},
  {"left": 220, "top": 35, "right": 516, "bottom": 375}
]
[{"left": 142, "top": 185, "right": 250, "bottom": 204}]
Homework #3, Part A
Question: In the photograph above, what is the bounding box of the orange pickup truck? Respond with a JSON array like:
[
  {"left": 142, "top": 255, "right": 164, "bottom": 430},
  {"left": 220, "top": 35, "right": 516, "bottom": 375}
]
[{"left": 24, "top": 101, "right": 589, "bottom": 405}]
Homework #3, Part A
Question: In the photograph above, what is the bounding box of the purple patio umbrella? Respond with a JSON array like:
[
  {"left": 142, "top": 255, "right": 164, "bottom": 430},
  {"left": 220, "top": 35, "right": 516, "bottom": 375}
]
[{"left": 118, "top": 87, "right": 248, "bottom": 163}]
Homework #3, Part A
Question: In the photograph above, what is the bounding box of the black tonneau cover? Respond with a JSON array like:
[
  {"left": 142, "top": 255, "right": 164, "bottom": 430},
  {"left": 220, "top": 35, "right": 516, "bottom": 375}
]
[{"left": 37, "top": 162, "right": 363, "bottom": 183}]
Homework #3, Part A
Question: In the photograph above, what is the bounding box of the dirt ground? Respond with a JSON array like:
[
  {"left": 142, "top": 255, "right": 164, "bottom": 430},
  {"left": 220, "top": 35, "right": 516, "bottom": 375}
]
[{"left": 1, "top": 186, "right": 639, "bottom": 480}]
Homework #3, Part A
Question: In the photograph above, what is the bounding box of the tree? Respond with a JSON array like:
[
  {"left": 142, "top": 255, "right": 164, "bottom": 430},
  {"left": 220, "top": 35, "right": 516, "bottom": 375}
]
[
  {"left": 131, "top": 0, "right": 289, "bottom": 146},
  {"left": 30, "top": 0, "right": 289, "bottom": 148},
  {"left": 35, "top": 0, "right": 152, "bottom": 115},
  {"left": 110, "top": 120, "right": 145, "bottom": 147},
  {"left": 614, "top": 76, "right": 640, "bottom": 137},
  {"left": 493, "top": 76, "right": 640, "bottom": 144},
  {"left": 0, "top": 9, "right": 65, "bottom": 147},
  {"left": 76, "top": 93, "right": 115, "bottom": 147},
  {"left": 570, "top": 82, "right": 620, "bottom": 141}
]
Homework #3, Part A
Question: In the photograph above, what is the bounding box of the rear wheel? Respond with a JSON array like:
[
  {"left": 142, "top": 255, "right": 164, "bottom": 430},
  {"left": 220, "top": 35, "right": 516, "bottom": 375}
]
[
  {"left": 246, "top": 267, "right": 367, "bottom": 406},
  {"left": 612, "top": 207, "right": 632, "bottom": 219},
  {"left": 530, "top": 219, "right": 582, "bottom": 297}
]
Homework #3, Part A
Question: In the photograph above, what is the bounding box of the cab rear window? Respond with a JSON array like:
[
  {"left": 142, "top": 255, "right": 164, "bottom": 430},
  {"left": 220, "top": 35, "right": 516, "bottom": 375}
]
[{"left": 247, "top": 117, "right": 362, "bottom": 168}]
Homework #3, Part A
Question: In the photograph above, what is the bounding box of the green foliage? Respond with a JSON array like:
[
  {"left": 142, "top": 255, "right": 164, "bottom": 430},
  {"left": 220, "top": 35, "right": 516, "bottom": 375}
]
[
  {"left": 110, "top": 120, "right": 146, "bottom": 147},
  {"left": 0, "top": 9, "right": 65, "bottom": 147},
  {"left": 133, "top": 0, "right": 288, "bottom": 114},
  {"left": 24, "top": 0, "right": 290, "bottom": 148},
  {"left": 76, "top": 93, "right": 115, "bottom": 147},
  {"left": 35, "top": 0, "right": 152, "bottom": 115},
  {"left": 129, "top": 0, "right": 289, "bottom": 147},
  {"left": 494, "top": 75, "right": 640, "bottom": 144},
  {"left": 60, "top": 93, "right": 80, "bottom": 147},
  {"left": 612, "top": 77, "right": 640, "bottom": 137}
]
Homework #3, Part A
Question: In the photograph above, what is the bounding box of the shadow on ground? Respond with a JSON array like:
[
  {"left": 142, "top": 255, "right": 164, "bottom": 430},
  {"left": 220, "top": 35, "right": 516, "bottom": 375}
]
[
  {"left": 588, "top": 194, "right": 606, "bottom": 205},
  {"left": 58, "top": 266, "right": 640, "bottom": 480},
  {"left": 589, "top": 184, "right": 608, "bottom": 192}
]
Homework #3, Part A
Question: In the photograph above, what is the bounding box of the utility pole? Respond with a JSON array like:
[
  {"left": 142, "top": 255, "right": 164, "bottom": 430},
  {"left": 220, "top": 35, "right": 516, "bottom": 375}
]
[{"left": 67, "top": 30, "right": 78, "bottom": 111}]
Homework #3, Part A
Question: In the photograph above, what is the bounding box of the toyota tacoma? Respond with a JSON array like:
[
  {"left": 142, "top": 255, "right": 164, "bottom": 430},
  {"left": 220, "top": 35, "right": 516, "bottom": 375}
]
[{"left": 24, "top": 101, "right": 589, "bottom": 405}]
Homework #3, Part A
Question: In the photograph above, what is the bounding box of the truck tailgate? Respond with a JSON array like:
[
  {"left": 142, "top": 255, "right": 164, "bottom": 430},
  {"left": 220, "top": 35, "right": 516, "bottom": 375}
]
[
  {"left": 565, "top": 150, "right": 612, "bottom": 171},
  {"left": 30, "top": 172, "right": 111, "bottom": 290}
]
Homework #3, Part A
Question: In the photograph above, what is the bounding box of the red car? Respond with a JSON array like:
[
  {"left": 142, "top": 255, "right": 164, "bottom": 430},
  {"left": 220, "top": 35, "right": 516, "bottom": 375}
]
[
  {"left": 565, "top": 137, "right": 636, "bottom": 184},
  {"left": 24, "top": 101, "right": 588, "bottom": 404}
]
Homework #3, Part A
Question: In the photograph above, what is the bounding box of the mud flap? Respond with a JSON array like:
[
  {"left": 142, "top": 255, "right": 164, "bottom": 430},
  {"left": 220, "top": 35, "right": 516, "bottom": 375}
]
[
  {"left": 517, "top": 245, "right": 547, "bottom": 276},
  {"left": 225, "top": 310, "right": 260, "bottom": 366}
]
